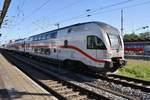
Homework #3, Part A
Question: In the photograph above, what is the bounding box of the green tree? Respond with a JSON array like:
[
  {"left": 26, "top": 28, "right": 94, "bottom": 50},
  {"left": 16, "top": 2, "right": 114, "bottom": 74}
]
[
  {"left": 139, "top": 32, "right": 150, "bottom": 41},
  {"left": 124, "top": 33, "right": 139, "bottom": 42},
  {"left": 124, "top": 32, "right": 150, "bottom": 42}
]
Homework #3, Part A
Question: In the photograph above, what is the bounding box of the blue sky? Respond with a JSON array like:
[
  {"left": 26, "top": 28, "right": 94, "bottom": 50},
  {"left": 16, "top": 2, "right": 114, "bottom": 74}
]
[{"left": 0, "top": 0, "right": 150, "bottom": 44}]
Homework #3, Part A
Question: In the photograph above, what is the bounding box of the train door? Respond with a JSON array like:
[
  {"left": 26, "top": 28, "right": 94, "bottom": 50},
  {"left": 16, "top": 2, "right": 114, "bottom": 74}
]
[
  {"left": 87, "top": 35, "right": 97, "bottom": 62},
  {"left": 95, "top": 36, "right": 107, "bottom": 60},
  {"left": 50, "top": 40, "right": 61, "bottom": 60},
  {"left": 87, "top": 35, "right": 107, "bottom": 60}
]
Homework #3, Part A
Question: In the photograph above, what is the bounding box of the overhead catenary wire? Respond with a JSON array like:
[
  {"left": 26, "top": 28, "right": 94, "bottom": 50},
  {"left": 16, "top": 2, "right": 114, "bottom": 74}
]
[
  {"left": 46, "top": 0, "right": 86, "bottom": 18},
  {"left": 31, "top": 0, "right": 86, "bottom": 30},
  {"left": 92, "top": 0, "right": 135, "bottom": 12},
  {"left": 18, "top": 0, "right": 26, "bottom": 18},
  {"left": 49, "top": 0, "right": 150, "bottom": 27},
  {"left": 12, "top": 0, "right": 26, "bottom": 23},
  {"left": 49, "top": 0, "right": 137, "bottom": 27},
  {"left": 2, "top": 0, "right": 26, "bottom": 29},
  {"left": 17, "top": 0, "right": 85, "bottom": 27},
  {"left": 14, "top": 0, "right": 134, "bottom": 28},
  {"left": 47, "top": 0, "right": 135, "bottom": 22},
  {"left": 1, "top": 0, "right": 52, "bottom": 35},
  {"left": 91, "top": 0, "right": 150, "bottom": 17},
  {"left": 20, "top": 0, "right": 26, "bottom": 10},
  {"left": 16, "top": 0, "right": 26, "bottom": 17},
  {"left": 35, "top": 0, "right": 136, "bottom": 29},
  {"left": 15, "top": 0, "right": 52, "bottom": 26},
  {"left": 10, "top": 0, "right": 135, "bottom": 32}
]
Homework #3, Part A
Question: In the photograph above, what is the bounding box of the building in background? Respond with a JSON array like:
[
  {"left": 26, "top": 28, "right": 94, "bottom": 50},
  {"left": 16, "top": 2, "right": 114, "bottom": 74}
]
[{"left": 124, "top": 42, "right": 150, "bottom": 55}]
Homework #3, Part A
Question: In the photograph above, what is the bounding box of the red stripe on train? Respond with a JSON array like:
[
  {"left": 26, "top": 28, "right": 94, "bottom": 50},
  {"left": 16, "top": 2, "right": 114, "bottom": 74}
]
[
  {"left": 17, "top": 44, "right": 110, "bottom": 63},
  {"left": 60, "top": 45, "right": 110, "bottom": 63}
]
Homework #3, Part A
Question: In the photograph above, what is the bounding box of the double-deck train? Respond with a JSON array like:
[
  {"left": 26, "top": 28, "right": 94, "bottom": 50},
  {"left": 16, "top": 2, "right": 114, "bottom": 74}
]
[{"left": 4, "top": 21, "right": 126, "bottom": 73}]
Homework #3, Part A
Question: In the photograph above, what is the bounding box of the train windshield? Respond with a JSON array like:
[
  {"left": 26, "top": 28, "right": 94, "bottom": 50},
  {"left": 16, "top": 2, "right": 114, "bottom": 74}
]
[{"left": 107, "top": 33, "right": 122, "bottom": 50}]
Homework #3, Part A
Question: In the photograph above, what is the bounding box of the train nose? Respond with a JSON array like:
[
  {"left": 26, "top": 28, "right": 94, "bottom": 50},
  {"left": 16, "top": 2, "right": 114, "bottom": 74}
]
[
  {"left": 104, "top": 59, "right": 127, "bottom": 72},
  {"left": 118, "top": 59, "right": 127, "bottom": 68},
  {"left": 111, "top": 57, "right": 126, "bottom": 67}
]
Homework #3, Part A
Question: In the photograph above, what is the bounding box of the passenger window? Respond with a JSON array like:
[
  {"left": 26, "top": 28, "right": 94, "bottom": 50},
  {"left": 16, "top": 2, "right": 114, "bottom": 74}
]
[
  {"left": 34, "top": 48, "right": 37, "bottom": 53},
  {"left": 35, "top": 36, "right": 38, "bottom": 41},
  {"left": 87, "top": 35, "right": 106, "bottom": 50},
  {"left": 43, "top": 49, "right": 50, "bottom": 55},
  {"left": 68, "top": 28, "right": 72, "bottom": 33},
  {"left": 41, "top": 34, "right": 46, "bottom": 40},
  {"left": 46, "top": 34, "right": 51, "bottom": 39},
  {"left": 38, "top": 35, "right": 42, "bottom": 40},
  {"left": 53, "top": 48, "right": 56, "bottom": 53},
  {"left": 64, "top": 40, "right": 68, "bottom": 47}
]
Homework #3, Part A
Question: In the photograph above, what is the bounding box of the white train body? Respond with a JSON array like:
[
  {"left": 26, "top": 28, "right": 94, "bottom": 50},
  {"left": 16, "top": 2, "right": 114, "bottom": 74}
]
[{"left": 6, "top": 22, "right": 126, "bottom": 72}]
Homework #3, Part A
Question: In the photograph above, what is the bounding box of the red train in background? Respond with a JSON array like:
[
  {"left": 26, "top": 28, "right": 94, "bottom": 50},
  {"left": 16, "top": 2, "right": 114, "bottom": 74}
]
[{"left": 124, "top": 42, "right": 150, "bottom": 55}]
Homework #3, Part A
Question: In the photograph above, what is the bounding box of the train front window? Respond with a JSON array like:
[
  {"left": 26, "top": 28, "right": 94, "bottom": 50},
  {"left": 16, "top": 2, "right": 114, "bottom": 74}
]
[
  {"left": 107, "top": 33, "right": 121, "bottom": 49},
  {"left": 87, "top": 35, "right": 106, "bottom": 50}
]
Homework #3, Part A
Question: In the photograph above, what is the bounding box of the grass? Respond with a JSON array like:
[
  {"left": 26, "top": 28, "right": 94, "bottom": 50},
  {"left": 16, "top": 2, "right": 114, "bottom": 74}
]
[{"left": 117, "top": 59, "right": 150, "bottom": 81}]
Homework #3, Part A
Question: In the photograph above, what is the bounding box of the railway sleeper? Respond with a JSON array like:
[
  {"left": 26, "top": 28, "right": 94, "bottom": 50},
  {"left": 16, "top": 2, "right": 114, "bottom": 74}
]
[
  {"left": 109, "top": 76, "right": 143, "bottom": 85},
  {"left": 55, "top": 88, "right": 73, "bottom": 91},
  {"left": 48, "top": 83, "right": 63, "bottom": 87},
  {"left": 47, "top": 82, "right": 60, "bottom": 85},
  {"left": 66, "top": 94, "right": 87, "bottom": 100},
  {"left": 146, "top": 86, "right": 150, "bottom": 89},
  {"left": 70, "top": 95, "right": 88, "bottom": 100},
  {"left": 53, "top": 87, "right": 69, "bottom": 91},
  {"left": 57, "top": 89, "right": 73, "bottom": 93},
  {"left": 119, "top": 79, "right": 128, "bottom": 82},
  {"left": 52, "top": 86, "right": 67, "bottom": 90},
  {"left": 42, "top": 80, "right": 58, "bottom": 84},
  {"left": 63, "top": 92, "right": 79, "bottom": 97},
  {"left": 135, "top": 83, "right": 143, "bottom": 86}
]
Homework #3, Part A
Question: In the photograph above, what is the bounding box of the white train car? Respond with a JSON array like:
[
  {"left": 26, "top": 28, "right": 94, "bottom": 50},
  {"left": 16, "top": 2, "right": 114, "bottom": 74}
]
[{"left": 7, "top": 21, "right": 126, "bottom": 73}]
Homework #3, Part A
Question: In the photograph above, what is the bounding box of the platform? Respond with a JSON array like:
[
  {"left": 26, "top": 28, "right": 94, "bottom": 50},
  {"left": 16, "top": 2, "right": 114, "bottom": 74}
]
[{"left": 0, "top": 53, "right": 58, "bottom": 100}]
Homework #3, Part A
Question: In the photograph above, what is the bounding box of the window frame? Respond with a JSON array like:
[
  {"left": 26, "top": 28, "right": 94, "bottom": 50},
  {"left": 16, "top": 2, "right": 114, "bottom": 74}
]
[{"left": 87, "top": 35, "right": 107, "bottom": 50}]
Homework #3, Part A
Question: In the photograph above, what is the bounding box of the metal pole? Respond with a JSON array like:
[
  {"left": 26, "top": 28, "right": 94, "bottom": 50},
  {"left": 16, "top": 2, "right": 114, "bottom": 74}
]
[
  {"left": 121, "top": 10, "right": 124, "bottom": 36},
  {"left": 55, "top": 23, "right": 59, "bottom": 29},
  {"left": 55, "top": 23, "right": 60, "bottom": 71}
]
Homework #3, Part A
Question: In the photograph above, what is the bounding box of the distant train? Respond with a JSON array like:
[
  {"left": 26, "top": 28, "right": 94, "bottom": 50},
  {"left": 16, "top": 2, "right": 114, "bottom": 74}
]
[
  {"left": 124, "top": 42, "right": 150, "bottom": 55},
  {"left": 4, "top": 21, "right": 126, "bottom": 73}
]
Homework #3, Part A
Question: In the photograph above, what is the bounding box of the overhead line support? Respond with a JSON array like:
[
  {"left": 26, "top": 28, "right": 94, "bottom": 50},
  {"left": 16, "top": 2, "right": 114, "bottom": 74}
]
[{"left": 0, "top": 0, "right": 11, "bottom": 28}]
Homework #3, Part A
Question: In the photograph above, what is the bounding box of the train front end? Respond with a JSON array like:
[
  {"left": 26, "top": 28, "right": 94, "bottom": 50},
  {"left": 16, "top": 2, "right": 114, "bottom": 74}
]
[
  {"left": 105, "top": 32, "right": 126, "bottom": 72},
  {"left": 96, "top": 22, "right": 126, "bottom": 72}
]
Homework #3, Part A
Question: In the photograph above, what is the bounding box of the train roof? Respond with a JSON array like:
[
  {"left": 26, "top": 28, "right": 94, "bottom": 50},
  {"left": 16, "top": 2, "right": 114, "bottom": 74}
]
[
  {"left": 15, "top": 38, "right": 25, "bottom": 42},
  {"left": 29, "top": 21, "right": 118, "bottom": 38}
]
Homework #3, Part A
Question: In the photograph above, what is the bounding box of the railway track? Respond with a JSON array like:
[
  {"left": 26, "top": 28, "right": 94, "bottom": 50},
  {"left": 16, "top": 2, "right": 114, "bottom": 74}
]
[
  {"left": 67, "top": 63, "right": 150, "bottom": 93},
  {"left": 107, "top": 74, "right": 150, "bottom": 92},
  {"left": 68, "top": 66, "right": 150, "bottom": 99},
  {"left": 2, "top": 50, "right": 150, "bottom": 99},
  {"left": 86, "top": 74, "right": 150, "bottom": 93},
  {"left": 2, "top": 51, "right": 110, "bottom": 100},
  {"left": 80, "top": 70, "right": 150, "bottom": 92}
]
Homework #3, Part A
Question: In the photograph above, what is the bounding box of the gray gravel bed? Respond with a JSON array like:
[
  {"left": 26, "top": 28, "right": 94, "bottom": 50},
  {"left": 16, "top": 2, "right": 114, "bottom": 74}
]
[
  {"left": 69, "top": 72, "right": 150, "bottom": 100},
  {"left": 75, "top": 82, "right": 128, "bottom": 100},
  {"left": 93, "top": 79, "right": 150, "bottom": 100}
]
